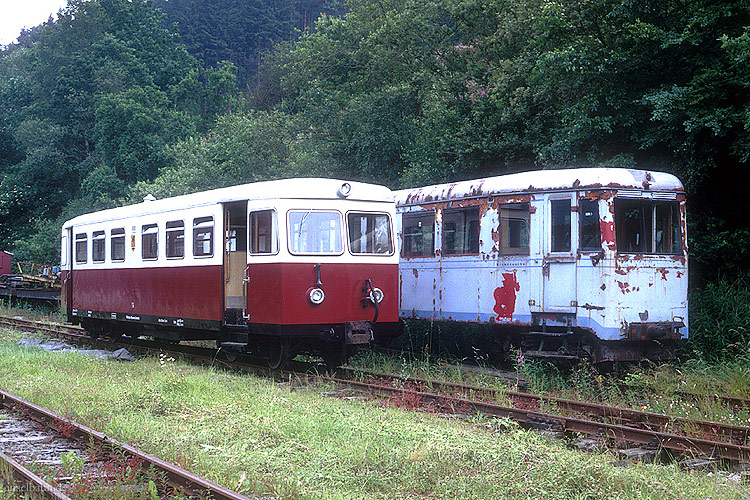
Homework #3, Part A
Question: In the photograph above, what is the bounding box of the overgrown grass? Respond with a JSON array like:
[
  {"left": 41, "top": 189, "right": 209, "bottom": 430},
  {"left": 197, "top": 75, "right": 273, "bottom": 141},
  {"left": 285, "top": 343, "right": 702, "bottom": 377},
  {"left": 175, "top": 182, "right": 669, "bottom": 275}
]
[{"left": 0, "top": 334, "right": 747, "bottom": 499}]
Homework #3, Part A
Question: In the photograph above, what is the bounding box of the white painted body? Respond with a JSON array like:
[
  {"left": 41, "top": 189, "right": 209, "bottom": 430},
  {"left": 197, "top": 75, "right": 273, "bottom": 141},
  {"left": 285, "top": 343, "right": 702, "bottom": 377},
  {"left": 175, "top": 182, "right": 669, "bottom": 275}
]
[{"left": 396, "top": 168, "right": 688, "bottom": 344}]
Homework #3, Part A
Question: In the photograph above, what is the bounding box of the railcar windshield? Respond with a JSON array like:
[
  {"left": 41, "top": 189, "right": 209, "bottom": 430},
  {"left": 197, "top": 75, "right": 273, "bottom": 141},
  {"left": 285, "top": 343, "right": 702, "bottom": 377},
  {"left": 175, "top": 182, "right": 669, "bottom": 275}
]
[
  {"left": 288, "top": 210, "right": 343, "bottom": 254},
  {"left": 615, "top": 199, "right": 682, "bottom": 254},
  {"left": 347, "top": 212, "right": 393, "bottom": 254}
]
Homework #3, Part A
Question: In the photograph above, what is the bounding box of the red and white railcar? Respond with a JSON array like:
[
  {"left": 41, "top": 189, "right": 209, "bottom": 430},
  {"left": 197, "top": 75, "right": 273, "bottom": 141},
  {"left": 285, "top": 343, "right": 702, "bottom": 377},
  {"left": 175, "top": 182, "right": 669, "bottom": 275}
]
[
  {"left": 396, "top": 168, "right": 688, "bottom": 363},
  {"left": 61, "top": 179, "right": 399, "bottom": 366}
]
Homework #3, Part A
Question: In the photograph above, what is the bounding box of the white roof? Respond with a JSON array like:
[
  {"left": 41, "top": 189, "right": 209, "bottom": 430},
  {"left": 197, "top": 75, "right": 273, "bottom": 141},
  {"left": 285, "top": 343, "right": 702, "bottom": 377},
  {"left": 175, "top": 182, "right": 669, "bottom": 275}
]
[
  {"left": 64, "top": 178, "right": 394, "bottom": 228},
  {"left": 395, "top": 168, "right": 684, "bottom": 206}
]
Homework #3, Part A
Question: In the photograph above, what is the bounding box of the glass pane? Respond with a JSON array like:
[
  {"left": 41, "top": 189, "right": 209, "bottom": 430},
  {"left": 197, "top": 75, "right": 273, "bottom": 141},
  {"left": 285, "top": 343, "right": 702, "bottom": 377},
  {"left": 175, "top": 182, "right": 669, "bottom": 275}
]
[
  {"left": 348, "top": 212, "right": 392, "bottom": 254},
  {"left": 551, "top": 199, "right": 571, "bottom": 252},
  {"left": 249, "top": 210, "right": 276, "bottom": 254},
  {"left": 655, "top": 202, "right": 682, "bottom": 254},
  {"left": 111, "top": 228, "right": 125, "bottom": 262},
  {"left": 288, "top": 211, "right": 342, "bottom": 254},
  {"left": 142, "top": 224, "right": 158, "bottom": 259},
  {"left": 92, "top": 231, "right": 105, "bottom": 262},
  {"left": 615, "top": 199, "right": 652, "bottom": 253},
  {"left": 443, "top": 208, "right": 480, "bottom": 255},
  {"left": 75, "top": 234, "right": 87, "bottom": 263},
  {"left": 166, "top": 221, "right": 185, "bottom": 258},
  {"left": 402, "top": 212, "right": 434, "bottom": 257},
  {"left": 500, "top": 203, "right": 530, "bottom": 255},
  {"left": 193, "top": 217, "right": 214, "bottom": 257},
  {"left": 579, "top": 199, "right": 601, "bottom": 251}
]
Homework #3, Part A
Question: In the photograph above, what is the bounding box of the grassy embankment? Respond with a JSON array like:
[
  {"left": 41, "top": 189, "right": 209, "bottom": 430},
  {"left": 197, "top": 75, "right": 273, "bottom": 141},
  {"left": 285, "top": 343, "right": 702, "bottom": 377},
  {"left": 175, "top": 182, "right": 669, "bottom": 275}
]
[{"left": 0, "top": 325, "right": 748, "bottom": 500}]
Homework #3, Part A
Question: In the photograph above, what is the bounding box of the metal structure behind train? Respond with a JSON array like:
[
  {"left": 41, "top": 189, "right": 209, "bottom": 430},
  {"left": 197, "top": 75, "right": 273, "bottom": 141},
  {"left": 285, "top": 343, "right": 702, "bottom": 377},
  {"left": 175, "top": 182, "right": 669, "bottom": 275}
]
[
  {"left": 396, "top": 168, "right": 688, "bottom": 363},
  {"left": 61, "top": 179, "right": 399, "bottom": 367}
]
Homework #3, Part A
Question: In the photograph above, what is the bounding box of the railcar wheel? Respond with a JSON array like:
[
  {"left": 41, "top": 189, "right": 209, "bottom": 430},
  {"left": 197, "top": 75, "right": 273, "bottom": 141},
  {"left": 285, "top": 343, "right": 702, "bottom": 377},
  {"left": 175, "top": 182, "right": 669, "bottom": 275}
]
[{"left": 266, "top": 338, "right": 291, "bottom": 370}]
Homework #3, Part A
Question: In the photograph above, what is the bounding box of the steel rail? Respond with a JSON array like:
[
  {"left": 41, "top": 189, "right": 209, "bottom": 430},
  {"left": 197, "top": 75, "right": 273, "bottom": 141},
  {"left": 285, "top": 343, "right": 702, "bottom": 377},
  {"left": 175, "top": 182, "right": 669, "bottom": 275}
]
[
  {"left": 0, "top": 450, "right": 72, "bottom": 500},
  {"left": 3, "top": 314, "right": 750, "bottom": 462},
  {"left": 342, "top": 367, "right": 750, "bottom": 446},
  {"left": 333, "top": 378, "right": 750, "bottom": 462},
  {"left": 0, "top": 389, "right": 251, "bottom": 500}
]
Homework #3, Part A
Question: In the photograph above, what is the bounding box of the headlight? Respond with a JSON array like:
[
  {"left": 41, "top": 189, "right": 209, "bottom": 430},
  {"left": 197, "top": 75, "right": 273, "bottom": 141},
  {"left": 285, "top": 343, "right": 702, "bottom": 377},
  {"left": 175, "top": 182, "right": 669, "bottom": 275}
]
[
  {"left": 370, "top": 287, "right": 384, "bottom": 304},
  {"left": 308, "top": 287, "right": 325, "bottom": 305}
]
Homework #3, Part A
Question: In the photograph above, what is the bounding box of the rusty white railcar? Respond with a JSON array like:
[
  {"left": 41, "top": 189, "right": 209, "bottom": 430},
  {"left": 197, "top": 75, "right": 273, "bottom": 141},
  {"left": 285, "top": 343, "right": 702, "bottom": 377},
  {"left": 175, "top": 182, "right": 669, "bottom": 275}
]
[
  {"left": 396, "top": 168, "right": 688, "bottom": 363},
  {"left": 61, "top": 179, "right": 399, "bottom": 368}
]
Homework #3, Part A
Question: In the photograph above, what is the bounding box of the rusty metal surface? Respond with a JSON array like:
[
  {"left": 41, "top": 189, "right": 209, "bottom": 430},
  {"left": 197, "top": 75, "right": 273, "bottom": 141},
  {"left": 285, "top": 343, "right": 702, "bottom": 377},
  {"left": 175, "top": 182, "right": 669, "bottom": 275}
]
[
  {"left": 0, "top": 449, "right": 73, "bottom": 500},
  {"left": 395, "top": 168, "right": 689, "bottom": 361}
]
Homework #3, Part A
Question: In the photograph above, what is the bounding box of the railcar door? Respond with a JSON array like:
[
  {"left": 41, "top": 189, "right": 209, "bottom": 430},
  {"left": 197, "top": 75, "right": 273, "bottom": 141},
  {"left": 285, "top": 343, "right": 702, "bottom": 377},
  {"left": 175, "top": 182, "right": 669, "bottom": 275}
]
[
  {"left": 540, "top": 196, "right": 578, "bottom": 327},
  {"left": 223, "top": 201, "right": 248, "bottom": 325},
  {"left": 61, "top": 227, "right": 73, "bottom": 316}
]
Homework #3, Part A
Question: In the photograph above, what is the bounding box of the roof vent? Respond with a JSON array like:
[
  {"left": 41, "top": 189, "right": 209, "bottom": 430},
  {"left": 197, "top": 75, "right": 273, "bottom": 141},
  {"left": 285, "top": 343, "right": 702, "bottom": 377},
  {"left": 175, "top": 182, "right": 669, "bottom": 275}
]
[{"left": 143, "top": 194, "right": 156, "bottom": 202}]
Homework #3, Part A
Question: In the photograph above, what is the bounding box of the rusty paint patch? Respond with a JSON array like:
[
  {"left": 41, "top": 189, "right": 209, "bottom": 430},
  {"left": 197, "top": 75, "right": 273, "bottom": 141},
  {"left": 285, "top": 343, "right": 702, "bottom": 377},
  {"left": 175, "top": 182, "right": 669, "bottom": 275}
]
[
  {"left": 493, "top": 271, "right": 520, "bottom": 321},
  {"left": 412, "top": 268, "right": 418, "bottom": 278}
]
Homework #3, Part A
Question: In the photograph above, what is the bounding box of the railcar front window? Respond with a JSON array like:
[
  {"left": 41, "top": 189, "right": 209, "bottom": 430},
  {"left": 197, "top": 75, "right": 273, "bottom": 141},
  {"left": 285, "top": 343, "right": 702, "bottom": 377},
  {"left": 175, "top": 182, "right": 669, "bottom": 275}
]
[
  {"left": 348, "top": 212, "right": 393, "bottom": 254},
  {"left": 166, "top": 220, "right": 185, "bottom": 258},
  {"left": 92, "top": 231, "right": 105, "bottom": 263},
  {"left": 111, "top": 228, "right": 125, "bottom": 262},
  {"left": 443, "top": 208, "right": 480, "bottom": 255},
  {"left": 615, "top": 199, "right": 682, "bottom": 254},
  {"left": 75, "top": 233, "right": 87, "bottom": 264},
  {"left": 142, "top": 224, "right": 158, "bottom": 260},
  {"left": 500, "top": 203, "right": 530, "bottom": 255},
  {"left": 193, "top": 217, "right": 214, "bottom": 257},
  {"left": 288, "top": 211, "right": 343, "bottom": 254},
  {"left": 579, "top": 199, "right": 601, "bottom": 251},
  {"left": 402, "top": 212, "right": 435, "bottom": 257}
]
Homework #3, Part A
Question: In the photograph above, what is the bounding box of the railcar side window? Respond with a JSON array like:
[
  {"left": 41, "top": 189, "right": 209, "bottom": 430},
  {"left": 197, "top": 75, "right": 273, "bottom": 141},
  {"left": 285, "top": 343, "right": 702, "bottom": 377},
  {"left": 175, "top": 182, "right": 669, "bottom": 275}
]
[
  {"left": 92, "top": 231, "right": 105, "bottom": 263},
  {"left": 402, "top": 212, "right": 435, "bottom": 257},
  {"left": 550, "top": 199, "right": 571, "bottom": 253},
  {"left": 142, "top": 224, "right": 158, "bottom": 260},
  {"left": 443, "top": 208, "right": 480, "bottom": 255},
  {"left": 288, "top": 210, "right": 343, "bottom": 254},
  {"left": 614, "top": 199, "right": 682, "bottom": 254},
  {"left": 166, "top": 220, "right": 185, "bottom": 259},
  {"left": 111, "top": 228, "right": 125, "bottom": 262},
  {"left": 193, "top": 217, "right": 214, "bottom": 257},
  {"left": 75, "top": 233, "right": 87, "bottom": 264},
  {"left": 249, "top": 210, "right": 277, "bottom": 254},
  {"left": 348, "top": 212, "right": 393, "bottom": 254},
  {"left": 579, "top": 199, "right": 601, "bottom": 251},
  {"left": 500, "top": 203, "right": 530, "bottom": 255}
]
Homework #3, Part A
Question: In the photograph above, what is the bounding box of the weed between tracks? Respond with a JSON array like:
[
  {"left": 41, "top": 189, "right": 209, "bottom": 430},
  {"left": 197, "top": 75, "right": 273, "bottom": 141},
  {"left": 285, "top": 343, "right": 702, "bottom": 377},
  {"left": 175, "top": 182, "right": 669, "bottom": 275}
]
[{"left": 0, "top": 331, "right": 747, "bottom": 499}]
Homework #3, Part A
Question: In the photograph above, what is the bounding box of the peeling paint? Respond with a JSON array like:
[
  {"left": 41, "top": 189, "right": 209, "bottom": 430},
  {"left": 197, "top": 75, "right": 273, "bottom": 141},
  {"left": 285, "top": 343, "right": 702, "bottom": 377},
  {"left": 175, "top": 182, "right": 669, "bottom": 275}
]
[{"left": 493, "top": 271, "right": 520, "bottom": 321}]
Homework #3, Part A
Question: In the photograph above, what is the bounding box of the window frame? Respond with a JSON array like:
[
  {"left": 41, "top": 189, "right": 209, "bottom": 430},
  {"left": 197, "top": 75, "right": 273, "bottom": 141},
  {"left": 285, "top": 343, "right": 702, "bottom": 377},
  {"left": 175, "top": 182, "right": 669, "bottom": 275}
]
[
  {"left": 401, "top": 211, "right": 435, "bottom": 258},
  {"left": 346, "top": 211, "right": 394, "bottom": 256},
  {"left": 499, "top": 203, "right": 531, "bottom": 256},
  {"left": 166, "top": 220, "right": 185, "bottom": 259},
  {"left": 91, "top": 231, "right": 106, "bottom": 263},
  {"left": 614, "top": 198, "right": 682, "bottom": 255},
  {"left": 192, "top": 216, "right": 214, "bottom": 258},
  {"left": 75, "top": 233, "right": 88, "bottom": 264},
  {"left": 141, "top": 223, "right": 159, "bottom": 261},
  {"left": 248, "top": 209, "right": 278, "bottom": 255},
  {"left": 550, "top": 198, "right": 572, "bottom": 253},
  {"left": 442, "top": 207, "right": 481, "bottom": 256},
  {"left": 287, "top": 209, "right": 345, "bottom": 256},
  {"left": 111, "top": 228, "right": 126, "bottom": 262}
]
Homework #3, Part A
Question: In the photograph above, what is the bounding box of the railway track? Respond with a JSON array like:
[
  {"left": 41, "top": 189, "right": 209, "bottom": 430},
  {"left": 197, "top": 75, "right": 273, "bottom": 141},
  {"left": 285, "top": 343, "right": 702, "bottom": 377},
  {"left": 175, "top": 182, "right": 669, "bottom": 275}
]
[
  {"left": 2, "top": 314, "right": 750, "bottom": 465},
  {"left": 0, "top": 389, "right": 253, "bottom": 499}
]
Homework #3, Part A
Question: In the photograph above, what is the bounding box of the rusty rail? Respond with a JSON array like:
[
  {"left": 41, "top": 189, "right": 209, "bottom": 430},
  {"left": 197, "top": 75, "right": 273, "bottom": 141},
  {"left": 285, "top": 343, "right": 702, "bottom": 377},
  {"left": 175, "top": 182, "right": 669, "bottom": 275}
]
[
  {"left": 0, "top": 389, "right": 251, "bottom": 500},
  {"left": 0, "top": 450, "right": 72, "bottom": 500},
  {"left": 4, "top": 314, "right": 750, "bottom": 463}
]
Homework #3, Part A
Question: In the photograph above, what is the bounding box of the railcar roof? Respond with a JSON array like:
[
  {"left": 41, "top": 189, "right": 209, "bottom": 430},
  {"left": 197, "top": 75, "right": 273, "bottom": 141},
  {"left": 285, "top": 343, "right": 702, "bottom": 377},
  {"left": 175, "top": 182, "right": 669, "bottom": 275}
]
[
  {"left": 395, "top": 167, "right": 684, "bottom": 206},
  {"left": 64, "top": 178, "right": 393, "bottom": 228}
]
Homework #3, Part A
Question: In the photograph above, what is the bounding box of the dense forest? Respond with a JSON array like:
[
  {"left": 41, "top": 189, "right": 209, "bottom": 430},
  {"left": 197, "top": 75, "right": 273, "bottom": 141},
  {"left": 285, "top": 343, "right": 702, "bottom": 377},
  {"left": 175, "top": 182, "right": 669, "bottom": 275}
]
[{"left": 1, "top": 0, "right": 748, "bottom": 357}]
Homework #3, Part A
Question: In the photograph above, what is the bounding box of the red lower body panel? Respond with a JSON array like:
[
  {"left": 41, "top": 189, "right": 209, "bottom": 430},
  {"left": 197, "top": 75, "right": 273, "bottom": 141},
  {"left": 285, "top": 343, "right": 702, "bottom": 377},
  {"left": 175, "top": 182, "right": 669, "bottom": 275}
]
[
  {"left": 70, "top": 266, "right": 223, "bottom": 322},
  {"left": 246, "top": 262, "right": 398, "bottom": 325}
]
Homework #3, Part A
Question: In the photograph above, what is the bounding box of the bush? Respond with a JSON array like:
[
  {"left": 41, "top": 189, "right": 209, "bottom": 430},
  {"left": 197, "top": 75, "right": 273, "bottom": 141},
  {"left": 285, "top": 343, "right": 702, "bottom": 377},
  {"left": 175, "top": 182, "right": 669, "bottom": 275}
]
[{"left": 688, "top": 272, "right": 750, "bottom": 362}]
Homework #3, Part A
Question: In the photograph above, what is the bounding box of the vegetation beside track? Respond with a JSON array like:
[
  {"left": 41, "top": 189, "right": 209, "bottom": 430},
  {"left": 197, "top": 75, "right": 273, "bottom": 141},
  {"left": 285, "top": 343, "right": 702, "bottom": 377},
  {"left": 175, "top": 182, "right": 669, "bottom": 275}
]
[{"left": 0, "top": 328, "right": 747, "bottom": 499}]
